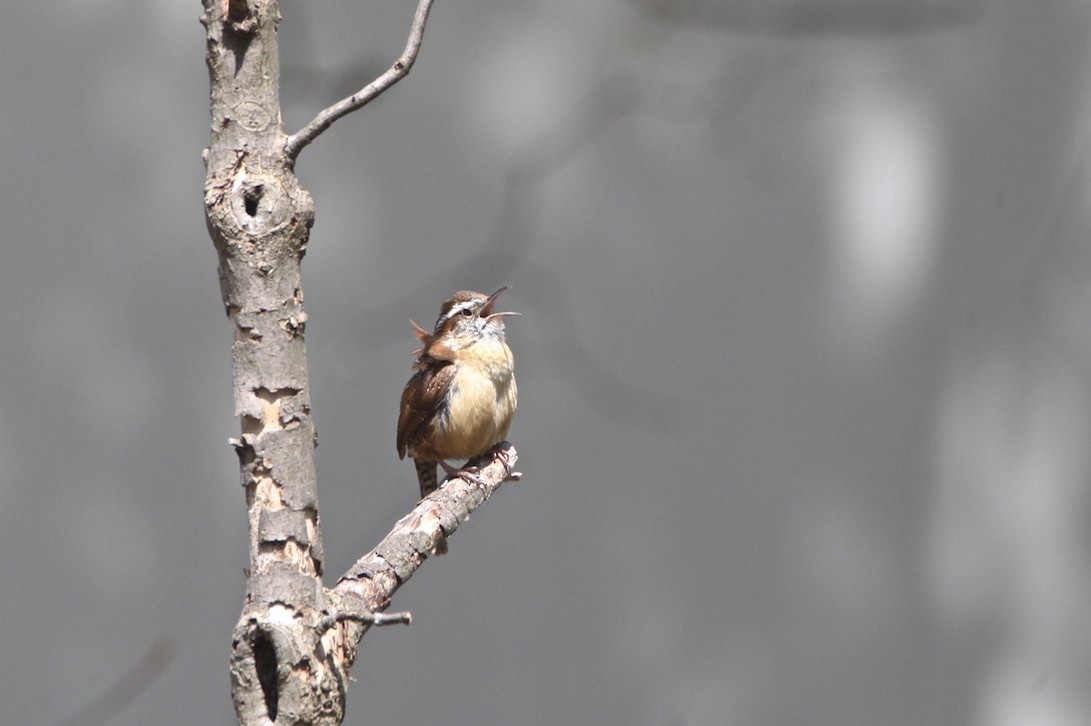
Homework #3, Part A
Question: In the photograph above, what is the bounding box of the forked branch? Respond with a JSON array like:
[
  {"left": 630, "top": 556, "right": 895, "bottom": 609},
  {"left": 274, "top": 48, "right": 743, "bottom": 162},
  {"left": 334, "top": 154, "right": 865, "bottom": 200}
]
[{"left": 204, "top": 0, "right": 521, "bottom": 719}]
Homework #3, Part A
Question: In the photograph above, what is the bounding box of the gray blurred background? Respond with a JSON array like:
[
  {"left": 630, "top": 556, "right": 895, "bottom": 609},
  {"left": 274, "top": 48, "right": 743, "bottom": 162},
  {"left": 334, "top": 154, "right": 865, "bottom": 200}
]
[{"left": 2, "top": 0, "right": 1090, "bottom": 724}]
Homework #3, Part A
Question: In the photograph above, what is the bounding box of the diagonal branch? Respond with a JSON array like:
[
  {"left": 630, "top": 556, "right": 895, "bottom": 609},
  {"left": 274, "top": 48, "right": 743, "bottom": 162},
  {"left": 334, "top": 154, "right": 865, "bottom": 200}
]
[
  {"left": 331, "top": 444, "right": 520, "bottom": 616},
  {"left": 284, "top": 0, "right": 436, "bottom": 161},
  {"left": 56, "top": 637, "right": 179, "bottom": 726}
]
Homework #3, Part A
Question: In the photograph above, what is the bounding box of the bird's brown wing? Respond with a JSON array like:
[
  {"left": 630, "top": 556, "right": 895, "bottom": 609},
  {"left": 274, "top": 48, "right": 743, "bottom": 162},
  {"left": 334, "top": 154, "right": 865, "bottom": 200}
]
[{"left": 396, "top": 355, "right": 456, "bottom": 459}]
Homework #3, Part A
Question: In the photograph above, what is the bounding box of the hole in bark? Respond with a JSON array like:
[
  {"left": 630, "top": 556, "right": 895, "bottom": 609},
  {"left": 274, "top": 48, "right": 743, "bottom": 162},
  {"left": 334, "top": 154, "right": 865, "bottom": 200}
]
[
  {"left": 227, "top": 0, "right": 249, "bottom": 23},
  {"left": 252, "top": 631, "right": 278, "bottom": 721},
  {"left": 243, "top": 185, "right": 263, "bottom": 217}
]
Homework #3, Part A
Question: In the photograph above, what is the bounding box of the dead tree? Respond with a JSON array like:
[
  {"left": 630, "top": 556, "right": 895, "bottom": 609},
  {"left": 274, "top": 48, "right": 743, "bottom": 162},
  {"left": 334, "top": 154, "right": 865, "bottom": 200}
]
[{"left": 201, "top": 1, "right": 520, "bottom": 722}]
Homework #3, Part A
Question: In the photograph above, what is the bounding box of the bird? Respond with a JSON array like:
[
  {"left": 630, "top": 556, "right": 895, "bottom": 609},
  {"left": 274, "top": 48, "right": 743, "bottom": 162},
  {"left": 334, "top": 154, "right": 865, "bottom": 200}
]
[{"left": 397, "top": 287, "right": 519, "bottom": 504}]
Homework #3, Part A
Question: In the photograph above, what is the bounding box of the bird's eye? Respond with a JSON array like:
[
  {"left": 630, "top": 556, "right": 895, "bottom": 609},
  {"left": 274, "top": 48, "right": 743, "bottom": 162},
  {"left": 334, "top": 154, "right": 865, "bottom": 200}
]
[{"left": 461, "top": 308, "right": 473, "bottom": 316}]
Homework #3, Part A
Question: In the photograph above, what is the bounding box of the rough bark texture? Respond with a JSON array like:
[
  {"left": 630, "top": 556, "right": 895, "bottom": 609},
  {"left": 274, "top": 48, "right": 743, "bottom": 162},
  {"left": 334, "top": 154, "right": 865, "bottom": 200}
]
[
  {"left": 202, "top": 1, "right": 330, "bottom": 722},
  {"left": 201, "top": 2, "right": 519, "bottom": 723}
]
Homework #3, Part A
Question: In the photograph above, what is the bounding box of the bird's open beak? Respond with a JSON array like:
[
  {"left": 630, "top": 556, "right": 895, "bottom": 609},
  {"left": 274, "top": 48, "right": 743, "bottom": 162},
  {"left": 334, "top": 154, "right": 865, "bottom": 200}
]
[{"left": 481, "top": 285, "right": 520, "bottom": 321}]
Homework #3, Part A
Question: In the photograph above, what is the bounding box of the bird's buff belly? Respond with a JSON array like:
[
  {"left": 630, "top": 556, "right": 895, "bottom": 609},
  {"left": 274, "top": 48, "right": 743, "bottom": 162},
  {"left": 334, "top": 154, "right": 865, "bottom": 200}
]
[{"left": 428, "top": 366, "right": 516, "bottom": 460}]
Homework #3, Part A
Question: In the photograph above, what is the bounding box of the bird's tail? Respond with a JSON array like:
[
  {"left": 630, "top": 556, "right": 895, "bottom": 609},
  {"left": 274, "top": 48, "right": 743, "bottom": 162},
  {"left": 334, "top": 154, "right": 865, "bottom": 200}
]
[
  {"left": 414, "top": 459, "right": 448, "bottom": 554},
  {"left": 415, "top": 459, "right": 439, "bottom": 499}
]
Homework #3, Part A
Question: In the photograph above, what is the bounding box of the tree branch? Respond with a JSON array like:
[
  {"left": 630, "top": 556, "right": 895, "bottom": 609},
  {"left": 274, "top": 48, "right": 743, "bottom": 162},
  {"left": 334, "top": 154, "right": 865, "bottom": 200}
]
[
  {"left": 314, "top": 609, "right": 412, "bottom": 637},
  {"left": 56, "top": 637, "right": 178, "bottom": 726},
  {"left": 284, "top": 0, "right": 436, "bottom": 161},
  {"left": 333, "top": 444, "right": 520, "bottom": 615},
  {"left": 304, "top": 445, "right": 520, "bottom": 682}
]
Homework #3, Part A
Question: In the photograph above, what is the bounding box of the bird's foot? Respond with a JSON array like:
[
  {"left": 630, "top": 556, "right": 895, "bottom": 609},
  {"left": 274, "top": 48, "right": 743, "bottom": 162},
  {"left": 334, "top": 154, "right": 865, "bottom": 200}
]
[
  {"left": 438, "top": 459, "right": 487, "bottom": 488},
  {"left": 489, "top": 442, "right": 521, "bottom": 481}
]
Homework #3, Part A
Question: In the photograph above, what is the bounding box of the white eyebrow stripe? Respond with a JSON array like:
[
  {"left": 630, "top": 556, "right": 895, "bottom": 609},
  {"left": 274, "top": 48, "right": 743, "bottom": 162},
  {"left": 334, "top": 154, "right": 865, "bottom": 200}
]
[{"left": 437, "top": 300, "right": 478, "bottom": 326}]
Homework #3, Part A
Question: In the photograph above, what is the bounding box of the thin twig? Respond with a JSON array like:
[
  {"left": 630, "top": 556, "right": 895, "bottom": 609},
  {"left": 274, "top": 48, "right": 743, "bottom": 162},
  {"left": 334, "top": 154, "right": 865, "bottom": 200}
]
[
  {"left": 284, "top": 0, "right": 436, "bottom": 160},
  {"left": 316, "top": 609, "right": 413, "bottom": 636}
]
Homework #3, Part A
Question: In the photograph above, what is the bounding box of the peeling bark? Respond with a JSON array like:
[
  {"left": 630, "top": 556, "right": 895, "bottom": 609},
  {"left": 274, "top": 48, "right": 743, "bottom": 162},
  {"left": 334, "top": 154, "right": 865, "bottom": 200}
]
[{"left": 201, "top": 1, "right": 334, "bottom": 721}]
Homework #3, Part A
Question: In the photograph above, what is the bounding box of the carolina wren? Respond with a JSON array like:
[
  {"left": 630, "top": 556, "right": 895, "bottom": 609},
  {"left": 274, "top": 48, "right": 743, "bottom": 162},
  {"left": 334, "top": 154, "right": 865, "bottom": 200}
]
[{"left": 397, "top": 287, "right": 519, "bottom": 502}]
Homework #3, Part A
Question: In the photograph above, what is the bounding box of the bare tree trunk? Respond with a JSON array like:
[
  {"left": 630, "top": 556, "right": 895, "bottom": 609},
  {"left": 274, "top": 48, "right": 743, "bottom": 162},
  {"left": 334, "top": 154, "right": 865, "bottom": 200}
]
[
  {"left": 202, "top": 2, "right": 327, "bottom": 721},
  {"left": 201, "top": 1, "right": 519, "bottom": 723}
]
